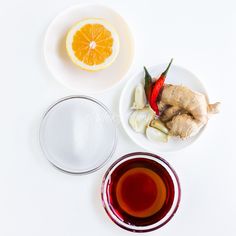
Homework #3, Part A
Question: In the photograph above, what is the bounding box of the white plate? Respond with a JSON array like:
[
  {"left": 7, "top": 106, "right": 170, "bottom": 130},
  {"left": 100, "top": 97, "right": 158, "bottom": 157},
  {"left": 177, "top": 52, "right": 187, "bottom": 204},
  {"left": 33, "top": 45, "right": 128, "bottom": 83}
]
[
  {"left": 119, "top": 64, "right": 208, "bottom": 153},
  {"left": 44, "top": 4, "right": 135, "bottom": 93}
]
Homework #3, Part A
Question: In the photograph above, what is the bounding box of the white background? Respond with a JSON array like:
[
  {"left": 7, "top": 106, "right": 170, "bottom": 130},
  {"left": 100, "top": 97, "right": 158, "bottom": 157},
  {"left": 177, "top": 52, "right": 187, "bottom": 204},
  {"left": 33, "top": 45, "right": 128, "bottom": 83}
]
[{"left": 0, "top": 0, "right": 235, "bottom": 235}]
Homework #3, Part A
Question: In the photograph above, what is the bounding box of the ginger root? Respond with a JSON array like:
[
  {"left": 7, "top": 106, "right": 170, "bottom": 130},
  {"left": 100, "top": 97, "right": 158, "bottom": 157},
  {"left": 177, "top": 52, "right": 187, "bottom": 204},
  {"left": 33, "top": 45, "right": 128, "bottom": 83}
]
[
  {"left": 157, "top": 101, "right": 168, "bottom": 113},
  {"left": 160, "top": 106, "right": 187, "bottom": 122},
  {"left": 159, "top": 84, "right": 220, "bottom": 138},
  {"left": 166, "top": 114, "right": 204, "bottom": 138}
]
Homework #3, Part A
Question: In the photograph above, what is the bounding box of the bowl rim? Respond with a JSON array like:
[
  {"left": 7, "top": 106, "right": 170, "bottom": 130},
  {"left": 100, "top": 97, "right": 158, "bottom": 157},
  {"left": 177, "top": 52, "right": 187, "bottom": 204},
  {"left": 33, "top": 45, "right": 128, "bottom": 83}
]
[
  {"left": 101, "top": 152, "right": 181, "bottom": 232},
  {"left": 39, "top": 95, "right": 117, "bottom": 175}
]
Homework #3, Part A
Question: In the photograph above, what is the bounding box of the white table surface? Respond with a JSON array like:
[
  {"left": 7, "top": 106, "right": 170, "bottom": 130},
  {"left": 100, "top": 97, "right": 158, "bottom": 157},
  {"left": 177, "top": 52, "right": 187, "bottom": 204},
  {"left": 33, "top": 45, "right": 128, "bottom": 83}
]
[{"left": 0, "top": 0, "right": 235, "bottom": 235}]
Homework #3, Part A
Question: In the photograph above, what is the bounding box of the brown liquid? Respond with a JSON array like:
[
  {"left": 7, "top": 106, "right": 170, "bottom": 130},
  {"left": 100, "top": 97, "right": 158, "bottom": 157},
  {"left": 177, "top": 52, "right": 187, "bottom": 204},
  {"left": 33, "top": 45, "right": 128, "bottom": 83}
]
[{"left": 106, "top": 158, "right": 175, "bottom": 226}]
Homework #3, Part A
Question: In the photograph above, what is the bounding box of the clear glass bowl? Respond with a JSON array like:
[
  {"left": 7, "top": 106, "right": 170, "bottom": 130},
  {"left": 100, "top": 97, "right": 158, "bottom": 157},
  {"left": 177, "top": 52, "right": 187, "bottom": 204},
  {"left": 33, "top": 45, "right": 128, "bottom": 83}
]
[
  {"left": 39, "top": 96, "right": 117, "bottom": 174},
  {"left": 101, "top": 152, "right": 181, "bottom": 232}
]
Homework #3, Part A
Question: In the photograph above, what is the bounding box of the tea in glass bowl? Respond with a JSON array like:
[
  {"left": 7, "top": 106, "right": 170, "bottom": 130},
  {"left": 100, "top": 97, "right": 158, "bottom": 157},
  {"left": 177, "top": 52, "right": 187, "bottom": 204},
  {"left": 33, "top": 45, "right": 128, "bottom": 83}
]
[{"left": 101, "top": 152, "right": 181, "bottom": 232}]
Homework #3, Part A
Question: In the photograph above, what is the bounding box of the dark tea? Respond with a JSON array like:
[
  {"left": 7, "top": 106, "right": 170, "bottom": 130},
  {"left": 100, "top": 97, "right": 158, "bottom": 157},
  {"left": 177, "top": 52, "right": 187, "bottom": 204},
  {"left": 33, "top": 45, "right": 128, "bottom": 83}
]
[{"left": 106, "top": 157, "right": 175, "bottom": 226}]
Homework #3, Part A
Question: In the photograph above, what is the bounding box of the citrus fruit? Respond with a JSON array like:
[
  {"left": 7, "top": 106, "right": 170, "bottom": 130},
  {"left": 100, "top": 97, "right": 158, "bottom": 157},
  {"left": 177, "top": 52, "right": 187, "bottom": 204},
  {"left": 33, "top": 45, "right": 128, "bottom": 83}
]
[{"left": 66, "top": 18, "right": 119, "bottom": 71}]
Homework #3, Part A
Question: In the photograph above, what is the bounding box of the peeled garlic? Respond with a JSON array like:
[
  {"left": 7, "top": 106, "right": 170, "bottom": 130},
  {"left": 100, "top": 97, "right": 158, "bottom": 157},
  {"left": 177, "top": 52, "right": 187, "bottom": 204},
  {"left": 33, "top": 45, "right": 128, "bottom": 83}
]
[
  {"left": 150, "top": 119, "right": 169, "bottom": 134},
  {"left": 131, "top": 83, "right": 147, "bottom": 110},
  {"left": 146, "top": 126, "right": 169, "bottom": 143},
  {"left": 129, "top": 106, "right": 155, "bottom": 133}
]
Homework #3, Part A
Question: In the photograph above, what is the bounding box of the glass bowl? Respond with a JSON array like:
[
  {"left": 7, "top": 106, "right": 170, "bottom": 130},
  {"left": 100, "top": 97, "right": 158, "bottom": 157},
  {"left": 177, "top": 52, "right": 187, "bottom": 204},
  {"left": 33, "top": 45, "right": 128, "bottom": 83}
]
[
  {"left": 39, "top": 96, "right": 117, "bottom": 174},
  {"left": 101, "top": 152, "right": 181, "bottom": 232}
]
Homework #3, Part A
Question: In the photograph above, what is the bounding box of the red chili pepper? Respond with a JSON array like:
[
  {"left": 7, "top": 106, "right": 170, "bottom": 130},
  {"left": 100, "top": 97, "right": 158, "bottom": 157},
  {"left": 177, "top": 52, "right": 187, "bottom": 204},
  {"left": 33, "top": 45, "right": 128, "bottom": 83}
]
[{"left": 150, "top": 59, "right": 173, "bottom": 115}]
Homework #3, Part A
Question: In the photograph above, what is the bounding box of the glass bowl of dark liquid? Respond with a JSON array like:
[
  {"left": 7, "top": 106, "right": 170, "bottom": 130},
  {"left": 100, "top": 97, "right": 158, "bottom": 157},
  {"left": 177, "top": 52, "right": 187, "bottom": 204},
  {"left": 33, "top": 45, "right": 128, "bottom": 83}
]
[{"left": 101, "top": 152, "right": 181, "bottom": 232}]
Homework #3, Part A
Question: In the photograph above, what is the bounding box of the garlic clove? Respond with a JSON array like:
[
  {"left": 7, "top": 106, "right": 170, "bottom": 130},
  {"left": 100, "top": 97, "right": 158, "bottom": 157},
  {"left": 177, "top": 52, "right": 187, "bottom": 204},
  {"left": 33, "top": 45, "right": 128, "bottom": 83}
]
[
  {"left": 131, "top": 83, "right": 147, "bottom": 110},
  {"left": 146, "top": 126, "right": 169, "bottom": 143},
  {"left": 129, "top": 106, "right": 155, "bottom": 133},
  {"left": 150, "top": 119, "right": 169, "bottom": 134}
]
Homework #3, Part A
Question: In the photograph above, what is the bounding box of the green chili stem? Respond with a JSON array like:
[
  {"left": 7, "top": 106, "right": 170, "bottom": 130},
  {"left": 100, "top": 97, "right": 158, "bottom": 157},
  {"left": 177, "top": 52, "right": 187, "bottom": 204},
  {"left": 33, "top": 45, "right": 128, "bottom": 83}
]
[{"left": 162, "top": 58, "right": 173, "bottom": 77}]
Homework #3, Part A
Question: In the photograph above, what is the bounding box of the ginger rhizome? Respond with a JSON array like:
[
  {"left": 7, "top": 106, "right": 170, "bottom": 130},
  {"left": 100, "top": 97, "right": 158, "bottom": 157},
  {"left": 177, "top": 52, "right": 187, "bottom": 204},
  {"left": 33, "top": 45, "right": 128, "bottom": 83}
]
[{"left": 159, "top": 84, "right": 220, "bottom": 138}]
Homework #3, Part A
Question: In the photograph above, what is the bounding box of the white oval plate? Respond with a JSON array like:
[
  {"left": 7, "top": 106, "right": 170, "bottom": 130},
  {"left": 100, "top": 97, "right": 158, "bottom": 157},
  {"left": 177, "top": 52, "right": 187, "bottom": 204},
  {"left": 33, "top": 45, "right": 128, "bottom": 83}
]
[
  {"left": 119, "top": 64, "right": 208, "bottom": 153},
  {"left": 44, "top": 4, "right": 135, "bottom": 93}
]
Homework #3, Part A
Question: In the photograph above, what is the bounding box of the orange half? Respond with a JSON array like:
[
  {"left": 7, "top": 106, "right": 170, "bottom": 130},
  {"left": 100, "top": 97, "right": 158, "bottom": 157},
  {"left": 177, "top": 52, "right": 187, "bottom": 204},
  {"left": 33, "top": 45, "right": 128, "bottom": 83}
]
[{"left": 66, "top": 18, "right": 119, "bottom": 71}]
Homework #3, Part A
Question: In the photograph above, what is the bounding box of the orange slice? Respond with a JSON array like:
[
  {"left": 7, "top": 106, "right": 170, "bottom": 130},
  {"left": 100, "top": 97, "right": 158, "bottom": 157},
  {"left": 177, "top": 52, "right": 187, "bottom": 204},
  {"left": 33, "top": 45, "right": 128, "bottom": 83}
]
[{"left": 66, "top": 18, "right": 119, "bottom": 71}]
